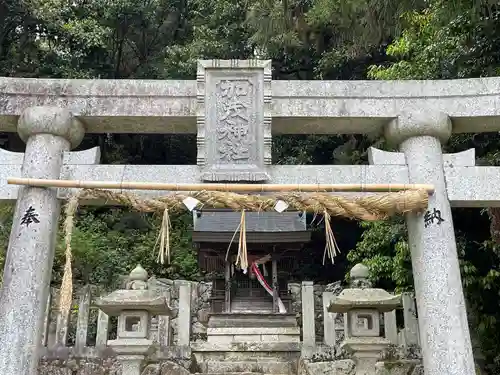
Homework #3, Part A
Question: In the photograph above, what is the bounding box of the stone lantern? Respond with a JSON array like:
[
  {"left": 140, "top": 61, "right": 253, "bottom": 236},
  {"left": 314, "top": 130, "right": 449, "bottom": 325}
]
[
  {"left": 328, "top": 264, "right": 401, "bottom": 375},
  {"left": 96, "top": 265, "right": 172, "bottom": 375}
]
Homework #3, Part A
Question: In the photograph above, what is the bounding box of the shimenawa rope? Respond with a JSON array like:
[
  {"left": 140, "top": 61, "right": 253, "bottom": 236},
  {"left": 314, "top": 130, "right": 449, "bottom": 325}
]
[{"left": 58, "top": 188, "right": 428, "bottom": 325}]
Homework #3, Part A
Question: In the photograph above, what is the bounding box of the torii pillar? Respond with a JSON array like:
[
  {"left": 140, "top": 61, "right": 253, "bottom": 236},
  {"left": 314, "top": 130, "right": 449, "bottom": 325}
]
[
  {"left": 0, "top": 106, "right": 85, "bottom": 375},
  {"left": 384, "top": 111, "right": 475, "bottom": 375}
]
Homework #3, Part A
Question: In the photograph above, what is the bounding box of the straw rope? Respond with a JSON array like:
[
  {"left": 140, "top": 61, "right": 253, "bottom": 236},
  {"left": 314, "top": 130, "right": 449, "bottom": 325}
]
[
  {"left": 58, "top": 188, "right": 428, "bottom": 322},
  {"left": 155, "top": 209, "right": 172, "bottom": 264},
  {"left": 67, "top": 188, "right": 428, "bottom": 217},
  {"left": 235, "top": 210, "right": 249, "bottom": 273},
  {"left": 323, "top": 210, "right": 341, "bottom": 265},
  {"left": 59, "top": 195, "right": 79, "bottom": 320}
]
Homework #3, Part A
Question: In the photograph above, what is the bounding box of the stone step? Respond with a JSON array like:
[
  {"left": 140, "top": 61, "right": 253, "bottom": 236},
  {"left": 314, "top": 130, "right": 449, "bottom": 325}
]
[
  {"left": 197, "top": 373, "right": 291, "bottom": 375},
  {"left": 205, "top": 360, "right": 294, "bottom": 374},
  {"left": 197, "top": 373, "right": 290, "bottom": 375},
  {"left": 208, "top": 313, "right": 298, "bottom": 328}
]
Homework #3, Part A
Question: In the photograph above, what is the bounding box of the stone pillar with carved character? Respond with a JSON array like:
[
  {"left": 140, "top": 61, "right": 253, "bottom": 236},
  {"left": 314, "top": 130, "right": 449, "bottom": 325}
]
[
  {"left": 0, "top": 106, "right": 85, "bottom": 375},
  {"left": 384, "top": 111, "right": 475, "bottom": 375}
]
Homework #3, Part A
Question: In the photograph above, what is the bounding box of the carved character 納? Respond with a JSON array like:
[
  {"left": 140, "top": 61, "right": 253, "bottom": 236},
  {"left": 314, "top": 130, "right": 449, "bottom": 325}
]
[{"left": 424, "top": 208, "right": 445, "bottom": 228}]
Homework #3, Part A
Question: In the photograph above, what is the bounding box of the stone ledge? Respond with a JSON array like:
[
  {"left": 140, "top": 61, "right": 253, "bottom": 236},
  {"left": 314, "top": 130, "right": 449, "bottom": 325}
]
[
  {"left": 190, "top": 342, "right": 302, "bottom": 352},
  {"left": 3, "top": 74, "right": 500, "bottom": 134},
  {"left": 368, "top": 147, "right": 475, "bottom": 167},
  {"left": 205, "top": 359, "right": 294, "bottom": 374},
  {"left": 208, "top": 313, "right": 298, "bottom": 328},
  {"left": 207, "top": 335, "right": 300, "bottom": 344},
  {"left": 53, "top": 164, "right": 409, "bottom": 201},
  {"left": 4, "top": 161, "right": 498, "bottom": 208},
  {"left": 0, "top": 147, "right": 100, "bottom": 165},
  {"left": 207, "top": 327, "right": 300, "bottom": 335},
  {"left": 39, "top": 345, "right": 115, "bottom": 360},
  {"left": 39, "top": 344, "right": 192, "bottom": 361}
]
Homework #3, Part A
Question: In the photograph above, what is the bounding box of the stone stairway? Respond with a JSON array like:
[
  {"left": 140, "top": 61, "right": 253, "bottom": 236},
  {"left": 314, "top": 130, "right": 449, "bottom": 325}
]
[
  {"left": 192, "top": 313, "right": 300, "bottom": 375},
  {"left": 206, "top": 313, "right": 300, "bottom": 344}
]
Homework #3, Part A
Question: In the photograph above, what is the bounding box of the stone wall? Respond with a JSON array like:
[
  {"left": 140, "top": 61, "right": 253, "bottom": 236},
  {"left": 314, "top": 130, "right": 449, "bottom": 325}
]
[
  {"left": 149, "top": 278, "right": 346, "bottom": 345},
  {"left": 37, "top": 277, "right": 421, "bottom": 375},
  {"left": 148, "top": 278, "right": 213, "bottom": 344},
  {"left": 43, "top": 279, "right": 346, "bottom": 347},
  {"left": 37, "top": 346, "right": 194, "bottom": 375},
  {"left": 43, "top": 286, "right": 103, "bottom": 347},
  {"left": 288, "top": 281, "right": 344, "bottom": 344},
  {"left": 152, "top": 278, "right": 346, "bottom": 345},
  {"left": 46, "top": 278, "right": 408, "bottom": 351},
  {"left": 43, "top": 280, "right": 213, "bottom": 347}
]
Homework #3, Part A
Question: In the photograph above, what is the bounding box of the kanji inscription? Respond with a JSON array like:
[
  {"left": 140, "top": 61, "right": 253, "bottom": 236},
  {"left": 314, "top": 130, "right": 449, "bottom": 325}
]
[
  {"left": 196, "top": 60, "right": 271, "bottom": 181},
  {"left": 216, "top": 79, "right": 252, "bottom": 163},
  {"left": 21, "top": 206, "right": 40, "bottom": 227},
  {"left": 424, "top": 208, "right": 445, "bottom": 228}
]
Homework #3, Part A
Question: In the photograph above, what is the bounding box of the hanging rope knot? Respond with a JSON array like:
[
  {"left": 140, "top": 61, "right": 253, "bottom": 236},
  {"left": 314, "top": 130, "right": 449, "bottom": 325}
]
[
  {"left": 59, "top": 194, "right": 80, "bottom": 322},
  {"left": 235, "top": 209, "right": 248, "bottom": 273},
  {"left": 323, "top": 210, "right": 341, "bottom": 264},
  {"left": 156, "top": 208, "right": 171, "bottom": 264}
]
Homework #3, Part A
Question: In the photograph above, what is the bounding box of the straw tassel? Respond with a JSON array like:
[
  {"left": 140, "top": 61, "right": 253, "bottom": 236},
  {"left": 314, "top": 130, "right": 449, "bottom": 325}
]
[
  {"left": 323, "top": 210, "right": 341, "bottom": 264},
  {"left": 156, "top": 209, "right": 171, "bottom": 264},
  {"left": 59, "top": 194, "right": 80, "bottom": 322},
  {"left": 235, "top": 210, "right": 248, "bottom": 273},
  {"left": 226, "top": 211, "right": 242, "bottom": 262}
]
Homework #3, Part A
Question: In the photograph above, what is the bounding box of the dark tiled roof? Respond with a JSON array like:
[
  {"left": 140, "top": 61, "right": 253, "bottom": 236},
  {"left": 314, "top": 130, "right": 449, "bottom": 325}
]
[{"left": 192, "top": 210, "right": 306, "bottom": 232}]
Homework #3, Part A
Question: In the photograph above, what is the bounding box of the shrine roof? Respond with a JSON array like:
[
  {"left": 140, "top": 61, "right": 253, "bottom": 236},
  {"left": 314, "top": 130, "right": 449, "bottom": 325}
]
[
  {"left": 191, "top": 210, "right": 311, "bottom": 243},
  {"left": 192, "top": 210, "right": 306, "bottom": 233}
]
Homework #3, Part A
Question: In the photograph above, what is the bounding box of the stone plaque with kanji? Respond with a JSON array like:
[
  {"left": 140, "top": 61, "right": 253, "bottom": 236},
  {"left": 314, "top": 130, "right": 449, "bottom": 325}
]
[{"left": 196, "top": 60, "right": 271, "bottom": 181}]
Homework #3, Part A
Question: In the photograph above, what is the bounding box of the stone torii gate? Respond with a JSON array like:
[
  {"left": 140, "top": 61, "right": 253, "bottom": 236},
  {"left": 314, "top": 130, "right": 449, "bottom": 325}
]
[{"left": 0, "top": 59, "right": 499, "bottom": 375}]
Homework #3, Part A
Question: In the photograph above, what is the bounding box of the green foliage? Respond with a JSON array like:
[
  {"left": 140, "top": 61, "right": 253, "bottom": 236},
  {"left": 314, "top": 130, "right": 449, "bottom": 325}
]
[
  {"left": 0, "top": 205, "right": 199, "bottom": 289},
  {"left": 347, "top": 219, "right": 413, "bottom": 293},
  {"left": 54, "top": 208, "right": 199, "bottom": 289},
  {"left": 368, "top": 0, "right": 500, "bottom": 80},
  {"left": 0, "top": 204, "right": 14, "bottom": 284}
]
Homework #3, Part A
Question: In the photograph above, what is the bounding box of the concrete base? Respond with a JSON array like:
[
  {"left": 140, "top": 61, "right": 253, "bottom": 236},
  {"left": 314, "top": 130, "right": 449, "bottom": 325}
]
[{"left": 191, "top": 342, "right": 301, "bottom": 375}]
